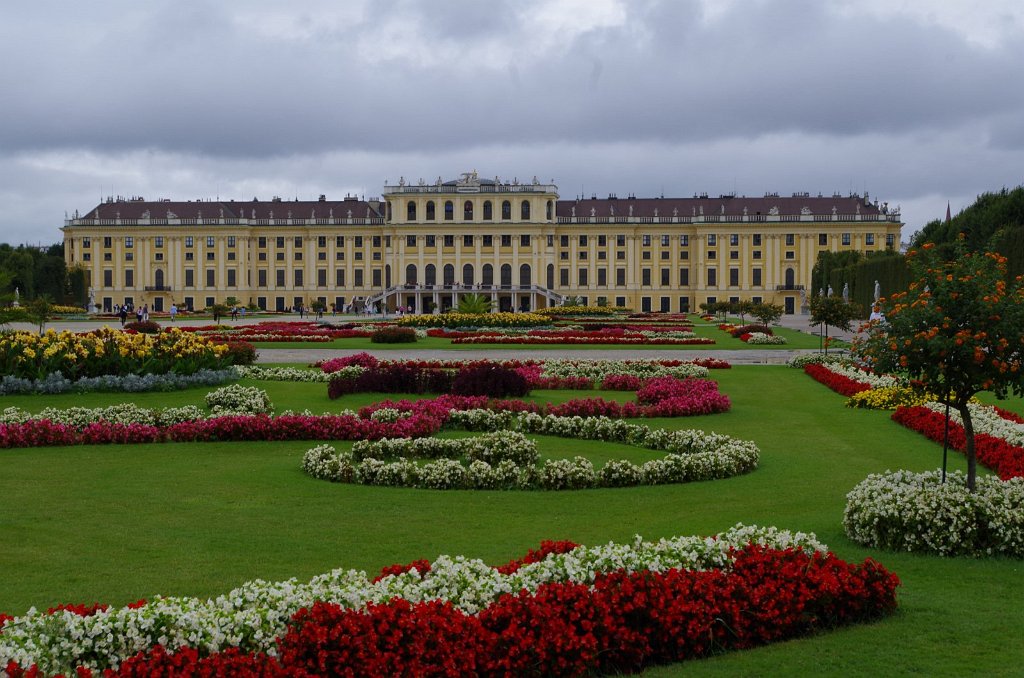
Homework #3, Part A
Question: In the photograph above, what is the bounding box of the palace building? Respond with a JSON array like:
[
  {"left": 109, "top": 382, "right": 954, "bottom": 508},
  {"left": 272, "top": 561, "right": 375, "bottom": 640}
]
[{"left": 62, "top": 171, "right": 902, "bottom": 315}]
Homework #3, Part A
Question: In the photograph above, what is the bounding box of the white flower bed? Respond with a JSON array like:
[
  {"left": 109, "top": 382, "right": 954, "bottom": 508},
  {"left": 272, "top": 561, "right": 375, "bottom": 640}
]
[
  {"left": 923, "top": 401, "right": 1024, "bottom": 447},
  {"left": 823, "top": 362, "right": 902, "bottom": 389},
  {"left": 540, "top": 359, "right": 708, "bottom": 381},
  {"left": 0, "top": 525, "right": 825, "bottom": 675},
  {"left": 746, "top": 332, "right": 786, "bottom": 345},
  {"left": 303, "top": 411, "right": 759, "bottom": 490},
  {"left": 236, "top": 365, "right": 333, "bottom": 382},
  {"left": 844, "top": 469, "right": 1024, "bottom": 557},
  {"left": 204, "top": 385, "right": 274, "bottom": 416},
  {"left": 786, "top": 354, "right": 848, "bottom": 368}
]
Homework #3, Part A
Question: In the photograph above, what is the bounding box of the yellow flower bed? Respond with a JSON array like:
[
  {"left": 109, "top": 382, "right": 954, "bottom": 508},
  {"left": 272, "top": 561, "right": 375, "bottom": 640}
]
[
  {"left": 534, "top": 305, "right": 618, "bottom": 316},
  {"left": 397, "top": 312, "right": 548, "bottom": 328},
  {"left": 0, "top": 327, "right": 230, "bottom": 380},
  {"left": 52, "top": 305, "right": 87, "bottom": 314},
  {"left": 846, "top": 386, "right": 935, "bottom": 410}
]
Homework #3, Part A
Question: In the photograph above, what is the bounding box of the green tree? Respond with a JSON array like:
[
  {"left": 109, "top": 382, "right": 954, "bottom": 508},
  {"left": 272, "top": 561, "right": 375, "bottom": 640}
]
[
  {"left": 751, "top": 302, "right": 784, "bottom": 327},
  {"left": 456, "top": 293, "right": 494, "bottom": 314},
  {"left": 735, "top": 300, "right": 755, "bottom": 324},
  {"left": 854, "top": 239, "right": 1024, "bottom": 491},
  {"left": 809, "top": 295, "right": 862, "bottom": 354},
  {"left": 562, "top": 295, "right": 582, "bottom": 307},
  {"left": 25, "top": 295, "right": 53, "bottom": 334}
]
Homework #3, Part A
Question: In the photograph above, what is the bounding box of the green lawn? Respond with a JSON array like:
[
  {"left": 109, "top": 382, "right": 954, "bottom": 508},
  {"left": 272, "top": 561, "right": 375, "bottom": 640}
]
[{"left": 1, "top": 367, "right": 1021, "bottom": 676}]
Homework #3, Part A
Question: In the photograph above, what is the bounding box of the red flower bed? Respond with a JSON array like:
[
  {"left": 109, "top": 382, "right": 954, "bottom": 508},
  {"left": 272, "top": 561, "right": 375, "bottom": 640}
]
[
  {"left": 891, "top": 406, "right": 1024, "bottom": 480},
  {"left": 803, "top": 363, "right": 871, "bottom": 397},
  {"left": 451, "top": 334, "right": 715, "bottom": 346},
  {"left": 76, "top": 544, "right": 898, "bottom": 678}
]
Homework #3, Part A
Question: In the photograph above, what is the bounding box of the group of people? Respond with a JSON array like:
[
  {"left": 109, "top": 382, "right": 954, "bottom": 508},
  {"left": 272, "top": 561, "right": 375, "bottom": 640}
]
[{"left": 113, "top": 302, "right": 150, "bottom": 326}]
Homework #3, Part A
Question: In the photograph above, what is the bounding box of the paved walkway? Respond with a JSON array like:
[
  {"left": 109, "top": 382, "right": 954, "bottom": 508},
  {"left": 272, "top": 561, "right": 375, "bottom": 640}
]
[{"left": 4, "top": 313, "right": 851, "bottom": 366}]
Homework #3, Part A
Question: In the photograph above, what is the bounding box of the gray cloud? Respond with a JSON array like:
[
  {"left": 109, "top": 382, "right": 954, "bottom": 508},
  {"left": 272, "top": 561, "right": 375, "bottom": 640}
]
[{"left": 1, "top": 0, "right": 1023, "bottom": 245}]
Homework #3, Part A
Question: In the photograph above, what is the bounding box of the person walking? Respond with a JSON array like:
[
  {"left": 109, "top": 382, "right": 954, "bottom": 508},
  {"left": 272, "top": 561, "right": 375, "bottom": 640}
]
[
  {"left": 169, "top": 303, "right": 178, "bottom": 322},
  {"left": 119, "top": 306, "right": 128, "bottom": 326}
]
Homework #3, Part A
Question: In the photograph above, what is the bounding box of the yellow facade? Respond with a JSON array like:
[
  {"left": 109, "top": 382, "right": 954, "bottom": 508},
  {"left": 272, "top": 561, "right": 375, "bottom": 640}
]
[{"left": 62, "top": 173, "right": 902, "bottom": 315}]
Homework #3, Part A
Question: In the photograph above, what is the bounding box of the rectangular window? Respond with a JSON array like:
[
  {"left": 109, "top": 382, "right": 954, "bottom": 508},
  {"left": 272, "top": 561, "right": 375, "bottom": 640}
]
[
  {"left": 155, "top": 237, "right": 163, "bottom": 248},
  {"left": 597, "top": 268, "right": 607, "bottom": 286},
  {"left": 124, "top": 237, "right": 134, "bottom": 248},
  {"left": 425, "top": 235, "right": 435, "bottom": 247},
  {"left": 275, "top": 236, "right": 284, "bottom": 248},
  {"left": 520, "top": 234, "right": 530, "bottom": 247},
  {"left": 615, "top": 268, "right": 626, "bottom": 286},
  {"left": 752, "top": 268, "right": 762, "bottom": 286},
  {"left": 258, "top": 270, "right": 267, "bottom": 287},
  {"left": 578, "top": 268, "right": 588, "bottom": 286},
  {"left": 579, "top": 235, "right": 588, "bottom": 247},
  {"left": 642, "top": 268, "right": 651, "bottom": 286},
  {"left": 406, "top": 235, "right": 416, "bottom": 247},
  {"left": 707, "top": 234, "right": 717, "bottom": 246},
  {"left": 598, "top": 251, "right": 607, "bottom": 260},
  {"left": 660, "top": 296, "right": 670, "bottom": 313},
  {"left": 707, "top": 250, "right": 716, "bottom": 259},
  {"left": 578, "top": 251, "right": 588, "bottom": 260},
  {"left": 785, "top": 251, "right": 795, "bottom": 259},
  {"left": 124, "top": 269, "right": 134, "bottom": 287},
  {"left": 227, "top": 269, "right": 236, "bottom": 287},
  {"left": 753, "top": 234, "right": 762, "bottom": 246},
  {"left": 753, "top": 250, "right": 761, "bottom": 259},
  {"left": 616, "top": 296, "right": 626, "bottom": 307},
  {"left": 207, "top": 236, "right": 215, "bottom": 248},
  {"left": 560, "top": 268, "right": 569, "bottom": 286},
  {"left": 372, "top": 252, "right": 381, "bottom": 261},
  {"left": 642, "top": 234, "right": 651, "bottom": 246},
  {"left": 465, "top": 235, "right": 474, "bottom": 247},
  {"left": 886, "top": 234, "right": 895, "bottom": 248},
  {"left": 560, "top": 235, "right": 569, "bottom": 247},
  {"left": 318, "top": 269, "right": 327, "bottom": 287},
  {"left": 228, "top": 236, "right": 236, "bottom": 247},
  {"left": 661, "top": 234, "right": 670, "bottom": 247},
  {"left": 206, "top": 269, "right": 215, "bottom": 287},
  {"left": 729, "top": 268, "right": 739, "bottom": 286},
  {"left": 660, "top": 268, "right": 670, "bottom": 286},
  {"left": 335, "top": 252, "right": 344, "bottom": 261},
  {"left": 125, "top": 252, "right": 134, "bottom": 261},
  {"left": 185, "top": 237, "right": 193, "bottom": 248},
  {"left": 276, "top": 270, "right": 285, "bottom": 287},
  {"left": 443, "top": 235, "right": 454, "bottom": 247},
  {"left": 259, "top": 237, "right": 267, "bottom": 248},
  {"left": 354, "top": 236, "right": 363, "bottom": 247},
  {"left": 730, "top": 234, "right": 739, "bottom": 246},
  {"left": 560, "top": 251, "right": 569, "bottom": 260},
  {"left": 483, "top": 235, "right": 493, "bottom": 247},
  {"left": 83, "top": 237, "right": 91, "bottom": 248},
  {"left": 294, "top": 251, "right": 302, "bottom": 261},
  {"left": 206, "top": 252, "right": 215, "bottom": 261},
  {"left": 372, "top": 269, "right": 382, "bottom": 287},
  {"left": 819, "top": 233, "right": 828, "bottom": 246},
  {"left": 336, "top": 235, "right": 344, "bottom": 247},
  {"left": 680, "top": 234, "right": 689, "bottom": 246},
  {"left": 185, "top": 269, "right": 194, "bottom": 287},
  {"left": 617, "top": 234, "right": 626, "bottom": 247},
  {"left": 184, "top": 252, "right": 193, "bottom": 261},
  {"left": 642, "top": 251, "right": 651, "bottom": 260},
  {"left": 598, "top": 235, "right": 607, "bottom": 247},
  {"left": 616, "top": 250, "right": 625, "bottom": 260},
  {"left": 275, "top": 252, "right": 284, "bottom": 261},
  {"left": 866, "top": 233, "right": 875, "bottom": 245},
  {"left": 317, "top": 252, "right": 325, "bottom": 261},
  {"left": 842, "top": 233, "right": 851, "bottom": 246},
  {"left": 660, "top": 251, "right": 670, "bottom": 260},
  {"left": 679, "top": 267, "right": 689, "bottom": 286},
  {"left": 501, "top": 234, "right": 512, "bottom": 247},
  {"left": 103, "top": 269, "right": 113, "bottom": 286},
  {"left": 730, "top": 250, "right": 739, "bottom": 260},
  {"left": 707, "top": 268, "right": 717, "bottom": 286},
  {"left": 641, "top": 297, "right": 652, "bottom": 313},
  {"left": 294, "top": 270, "right": 303, "bottom": 287},
  {"left": 294, "top": 236, "right": 303, "bottom": 248},
  {"left": 336, "top": 269, "right": 346, "bottom": 286},
  {"left": 785, "top": 234, "right": 795, "bottom": 246}
]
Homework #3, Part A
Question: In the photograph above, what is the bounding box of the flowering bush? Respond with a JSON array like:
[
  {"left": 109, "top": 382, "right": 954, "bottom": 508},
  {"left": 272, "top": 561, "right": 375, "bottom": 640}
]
[
  {"left": 328, "top": 364, "right": 454, "bottom": 399},
  {"left": 745, "top": 332, "right": 787, "bottom": 345},
  {"left": 122, "top": 320, "right": 161, "bottom": 334},
  {"left": 204, "top": 385, "right": 274, "bottom": 416},
  {"left": 451, "top": 365, "right": 530, "bottom": 398},
  {"left": 1, "top": 525, "right": 885, "bottom": 675},
  {"left": 846, "top": 386, "right": 934, "bottom": 410},
  {"left": 221, "top": 340, "right": 258, "bottom": 365},
  {"left": 237, "top": 366, "right": 332, "bottom": 382},
  {"left": 844, "top": 469, "right": 1024, "bottom": 557},
  {"left": 319, "top": 352, "right": 379, "bottom": 372}
]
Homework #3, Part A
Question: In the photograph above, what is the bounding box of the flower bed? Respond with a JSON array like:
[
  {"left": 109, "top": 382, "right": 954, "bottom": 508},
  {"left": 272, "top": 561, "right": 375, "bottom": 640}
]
[
  {"left": 0, "top": 328, "right": 230, "bottom": 381},
  {"left": 744, "top": 332, "right": 787, "bottom": 345},
  {"left": 892, "top": 404, "right": 1024, "bottom": 480},
  {"left": 844, "top": 469, "right": 1024, "bottom": 557},
  {"left": 0, "top": 525, "right": 900, "bottom": 676},
  {"left": 0, "top": 368, "right": 237, "bottom": 396},
  {"left": 304, "top": 410, "right": 758, "bottom": 490},
  {"left": 449, "top": 332, "right": 715, "bottom": 345},
  {"left": 803, "top": 363, "right": 872, "bottom": 397},
  {"left": 397, "top": 312, "right": 548, "bottom": 328},
  {"left": 180, "top": 321, "right": 383, "bottom": 342}
]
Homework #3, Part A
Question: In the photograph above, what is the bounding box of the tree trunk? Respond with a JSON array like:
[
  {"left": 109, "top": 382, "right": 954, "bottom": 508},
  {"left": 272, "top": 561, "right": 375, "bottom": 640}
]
[{"left": 957, "top": 403, "right": 977, "bottom": 492}]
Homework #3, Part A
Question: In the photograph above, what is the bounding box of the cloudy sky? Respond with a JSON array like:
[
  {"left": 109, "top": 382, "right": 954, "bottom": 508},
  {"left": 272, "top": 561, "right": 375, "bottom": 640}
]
[{"left": 2, "top": 0, "right": 1022, "bottom": 246}]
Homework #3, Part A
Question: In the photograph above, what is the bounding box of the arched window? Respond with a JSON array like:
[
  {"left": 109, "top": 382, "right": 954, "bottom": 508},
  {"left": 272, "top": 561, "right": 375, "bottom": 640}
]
[
  {"left": 520, "top": 264, "right": 531, "bottom": 287},
  {"left": 405, "top": 264, "right": 417, "bottom": 285},
  {"left": 521, "top": 200, "right": 531, "bottom": 220},
  {"left": 483, "top": 201, "right": 493, "bottom": 220},
  {"left": 385, "top": 265, "right": 391, "bottom": 288},
  {"left": 546, "top": 200, "right": 553, "bottom": 221},
  {"left": 546, "top": 264, "right": 554, "bottom": 289},
  {"left": 500, "top": 264, "right": 512, "bottom": 288},
  {"left": 425, "top": 264, "right": 436, "bottom": 286},
  {"left": 426, "top": 201, "right": 435, "bottom": 221},
  {"left": 482, "top": 264, "right": 494, "bottom": 286},
  {"left": 463, "top": 200, "right": 473, "bottom": 220},
  {"left": 444, "top": 201, "right": 454, "bottom": 221},
  {"left": 407, "top": 201, "right": 416, "bottom": 221},
  {"left": 154, "top": 269, "right": 164, "bottom": 288},
  {"left": 443, "top": 264, "right": 455, "bottom": 286},
  {"left": 785, "top": 268, "right": 795, "bottom": 288},
  {"left": 501, "top": 200, "right": 511, "bottom": 220},
  {"left": 462, "top": 263, "right": 474, "bottom": 286}
]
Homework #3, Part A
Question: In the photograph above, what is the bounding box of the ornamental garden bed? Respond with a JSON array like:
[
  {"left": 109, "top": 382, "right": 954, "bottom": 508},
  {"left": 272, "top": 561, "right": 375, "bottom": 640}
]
[{"left": 1, "top": 366, "right": 1023, "bottom": 675}]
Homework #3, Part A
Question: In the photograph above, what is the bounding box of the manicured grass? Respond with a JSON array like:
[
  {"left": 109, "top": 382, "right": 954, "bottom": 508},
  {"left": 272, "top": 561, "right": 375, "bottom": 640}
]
[{"left": 1, "top": 368, "right": 1022, "bottom": 676}]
